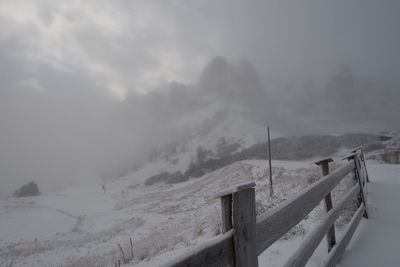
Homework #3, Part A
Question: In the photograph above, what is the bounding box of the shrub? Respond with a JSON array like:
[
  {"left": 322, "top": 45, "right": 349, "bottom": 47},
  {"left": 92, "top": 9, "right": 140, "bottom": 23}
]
[
  {"left": 184, "top": 162, "right": 206, "bottom": 178},
  {"left": 165, "top": 171, "right": 188, "bottom": 184},
  {"left": 144, "top": 172, "right": 171, "bottom": 186},
  {"left": 145, "top": 171, "right": 188, "bottom": 186},
  {"left": 13, "top": 181, "right": 40, "bottom": 197}
]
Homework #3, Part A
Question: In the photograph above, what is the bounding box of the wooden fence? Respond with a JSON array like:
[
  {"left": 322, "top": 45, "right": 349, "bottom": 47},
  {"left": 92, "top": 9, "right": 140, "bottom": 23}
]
[{"left": 166, "top": 148, "right": 369, "bottom": 267}]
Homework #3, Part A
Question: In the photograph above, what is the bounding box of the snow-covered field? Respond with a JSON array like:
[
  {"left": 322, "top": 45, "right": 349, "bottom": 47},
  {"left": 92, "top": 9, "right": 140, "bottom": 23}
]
[{"left": 0, "top": 158, "right": 379, "bottom": 267}]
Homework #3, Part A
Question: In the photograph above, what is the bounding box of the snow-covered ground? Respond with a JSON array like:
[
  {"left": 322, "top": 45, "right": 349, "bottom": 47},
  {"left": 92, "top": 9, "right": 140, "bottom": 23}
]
[
  {"left": 0, "top": 159, "right": 316, "bottom": 266},
  {"left": 337, "top": 162, "right": 400, "bottom": 267},
  {"left": 0, "top": 158, "right": 388, "bottom": 267},
  {"left": 258, "top": 160, "right": 400, "bottom": 267}
]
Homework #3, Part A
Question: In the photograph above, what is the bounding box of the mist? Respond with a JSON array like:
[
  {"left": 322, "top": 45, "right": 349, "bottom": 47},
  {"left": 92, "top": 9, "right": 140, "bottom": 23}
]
[{"left": 1, "top": 0, "right": 400, "bottom": 196}]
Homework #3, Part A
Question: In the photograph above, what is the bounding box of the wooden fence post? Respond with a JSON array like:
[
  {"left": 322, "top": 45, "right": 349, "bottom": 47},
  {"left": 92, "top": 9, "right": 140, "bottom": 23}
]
[
  {"left": 344, "top": 152, "right": 369, "bottom": 219},
  {"left": 354, "top": 154, "right": 369, "bottom": 218},
  {"left": 352, "top": 147, "right": 370, "bottom": 183},
  {"left": 233, "top": 186, "right": 258, "bottom": 267},
  {"left": 217, "top": 182, "right": 258, "bottom": 267},
  {"left": 359, "top": 149, "right": 370, "bottom": 183},
  {"left": 361, "top": 152, "right": 370, "bottom": 183},
  {"left": 221, "top": 194, "right": 233, "bottom": 233},
  {"left": 315, "top": 158, "right": 336, "bottom": 252}
]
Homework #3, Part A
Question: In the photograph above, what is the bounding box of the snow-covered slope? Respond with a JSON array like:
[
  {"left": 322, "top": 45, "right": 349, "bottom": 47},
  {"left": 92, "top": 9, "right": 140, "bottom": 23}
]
[
  {"left": 0, "top": 131, "right": 395, "bottom": 266},
  {"left": 0, "top": 158, "right": 328, "bottom": 267}
]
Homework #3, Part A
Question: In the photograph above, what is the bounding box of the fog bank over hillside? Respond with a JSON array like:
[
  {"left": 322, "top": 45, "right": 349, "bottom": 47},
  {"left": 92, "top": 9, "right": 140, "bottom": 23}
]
[
  {"left": 0, "top": 54, "right": 399, "bottom": 196},
  {"left": 2, "top": 1, "right": 400, "bottom": 195},
  {"left": 122, "top": 56, "right": 400, "bottom": 137},
  {"left": 125, "top": 57, "right": 399, "bottom": 135},
  {"left": 266, "top": 64, "right": 400, "bottom": 134}
]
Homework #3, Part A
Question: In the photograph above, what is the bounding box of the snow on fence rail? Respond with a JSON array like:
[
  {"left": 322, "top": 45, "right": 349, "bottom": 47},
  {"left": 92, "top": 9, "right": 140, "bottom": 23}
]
[{"left": 165, "top": 148, "right": 369, "bottom": 267}]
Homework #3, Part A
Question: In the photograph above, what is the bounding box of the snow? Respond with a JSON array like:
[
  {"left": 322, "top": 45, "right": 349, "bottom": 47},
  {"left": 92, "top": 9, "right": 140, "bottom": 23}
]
[
  {"left": 0, "top": 207, "right": 75, "bottom": 242},
  {"left": 243, "top": 159, "right": 313, "bottom": 170},
  {"left": 0, "top": 159, "right": 316, "bottom": 266},
  {"left": 259, "top": 161, "right": 400, "bottom": 267},
  {"left": 0, "top": 179, "right": 120, "bottom": 243},
  {"left": 337, "top": 162, "right": 400, "bottom": 267},
  {"left": 0, "top": 157, "right": 396, "bottom": 267}
]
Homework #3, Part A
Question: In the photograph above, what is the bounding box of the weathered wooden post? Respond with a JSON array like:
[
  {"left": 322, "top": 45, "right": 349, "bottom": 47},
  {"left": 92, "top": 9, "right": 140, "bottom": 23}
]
[
  {"left": 343, "top": 152, "right": 369, "bottom": 219},
  {"left": 315, "top": 158, "right": 336, "bottom": 252},
  {"left": 360, "top": 150, "right": 370, "bottom": 183},
  {"left": 220, "top": 194, "right": 233, "bottom": 233},
  {"left": 217, "top": 182, "right": 258, "bottom": 267},
  {"left": 352, "top": 147, "right": 370, "bottom": 183}
]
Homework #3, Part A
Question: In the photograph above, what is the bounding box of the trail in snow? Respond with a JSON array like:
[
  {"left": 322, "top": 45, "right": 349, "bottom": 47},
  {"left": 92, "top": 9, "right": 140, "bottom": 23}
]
[{"left": 338, "top": 162, "right": 400, "bottom": 267}]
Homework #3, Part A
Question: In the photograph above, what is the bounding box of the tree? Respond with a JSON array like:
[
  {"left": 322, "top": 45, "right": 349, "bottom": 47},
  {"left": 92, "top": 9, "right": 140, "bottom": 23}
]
[
  {"left": 196, "top": 146, "right": 212, "bottom": 163},
  {"left": 13, "top": 181, "right": 40, "bottom": 197},
  {"left": 217, "top": 136, "right": 240, "bottom": 158},
  {"left": 217, "top": 136, "right": 228, "bottom": 157}
]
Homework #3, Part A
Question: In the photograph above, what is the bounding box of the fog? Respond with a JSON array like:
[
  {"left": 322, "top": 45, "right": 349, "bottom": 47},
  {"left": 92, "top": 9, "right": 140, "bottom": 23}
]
[{"left": 1, "top": 0, "right": 400, "bottom": 196}]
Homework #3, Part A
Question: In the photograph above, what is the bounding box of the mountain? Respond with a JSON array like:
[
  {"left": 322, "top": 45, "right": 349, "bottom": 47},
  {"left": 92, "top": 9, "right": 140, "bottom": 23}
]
[
  {"left": 116, "top": 58, "right": 392, "bottom": 184},
  {"left": 126, "top": 57, "right": 275, "bottom": 173}
]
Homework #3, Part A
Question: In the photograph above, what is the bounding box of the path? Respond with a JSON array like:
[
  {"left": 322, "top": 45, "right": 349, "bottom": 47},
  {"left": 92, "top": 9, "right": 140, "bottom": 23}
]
[{"left": 338, "top": 162, "right": 400, "bottom": 267}]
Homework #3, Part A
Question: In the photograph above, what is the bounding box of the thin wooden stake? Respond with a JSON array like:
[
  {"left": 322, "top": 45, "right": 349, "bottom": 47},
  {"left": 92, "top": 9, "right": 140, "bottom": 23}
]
[
  {"left": 267, "top": 126, "right": 274, "bottom": 197},
  {"left": 130, "top": 237, "right": 134, "bottom": 259}
]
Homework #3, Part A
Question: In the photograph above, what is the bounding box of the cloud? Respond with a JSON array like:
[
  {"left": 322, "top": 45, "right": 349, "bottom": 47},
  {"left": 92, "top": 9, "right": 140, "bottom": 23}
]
[
  {"left": 2, "top": 0, "right": 400, "bottom": 93},
  {"left": 1, "top": 1, "right": 400, "bottom": 195}
]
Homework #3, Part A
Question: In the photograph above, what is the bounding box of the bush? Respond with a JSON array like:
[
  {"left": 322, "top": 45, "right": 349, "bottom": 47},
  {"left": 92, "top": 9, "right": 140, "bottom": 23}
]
[
  {"left": 145, "top": 171, "right": 188, "bottom": 186},
  {"left": 144, "top": 172, "right": 171, "bottom": 186},
  {"left": 13, "top": 181, "right": 40, "bottom": 197},
  {"left": 165, "top": 171, "right": 188, "bottom": 184},
  {"left": 184, "top": 162, "right": 206, "bottom": 178}
]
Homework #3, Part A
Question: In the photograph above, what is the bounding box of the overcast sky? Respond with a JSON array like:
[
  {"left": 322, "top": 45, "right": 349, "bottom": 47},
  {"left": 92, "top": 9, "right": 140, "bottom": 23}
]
[
  {"left": 1, "top": 0, "right": 400, "bottom": 97},
  {"left": 1, "top": 0, "right": 400, "bottom": 195}
]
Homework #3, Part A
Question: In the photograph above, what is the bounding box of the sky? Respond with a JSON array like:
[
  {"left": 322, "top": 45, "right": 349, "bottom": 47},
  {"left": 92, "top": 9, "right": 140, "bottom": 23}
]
[
  {"left": 1, "top": 0, "right": 400, "bottom": 195},
  {"left": 1, "top": 0, "right": 400, "bottom": 96}
]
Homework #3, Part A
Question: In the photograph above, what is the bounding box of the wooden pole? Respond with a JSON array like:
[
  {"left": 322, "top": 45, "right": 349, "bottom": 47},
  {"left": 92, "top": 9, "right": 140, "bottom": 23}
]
[
  {"left": 315, "top": 158, "right": 336, "bottom": 252},
  {"left": 267, "top": 126, "right": 273, "bottom": 197}
]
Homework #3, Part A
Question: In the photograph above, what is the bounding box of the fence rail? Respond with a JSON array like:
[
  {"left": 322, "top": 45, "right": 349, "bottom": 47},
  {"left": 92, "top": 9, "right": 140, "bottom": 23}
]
[
  {"left": 168, "top": 230, "right": 235, "bottom": 267},
  {"left": 256, "top": 161, "right": 354, "bottom": 255},
  {"left": 165, "top": 148, "right": 369, "bottom": 267}
]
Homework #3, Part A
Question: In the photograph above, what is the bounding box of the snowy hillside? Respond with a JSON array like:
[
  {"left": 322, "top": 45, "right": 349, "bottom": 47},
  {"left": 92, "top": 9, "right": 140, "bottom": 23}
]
[
  {"left": 0, "top": 120, "right": 392, "bottom": 267},
  {"left": 0, "top": 151, "right": 361, "bottom": 267}
]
